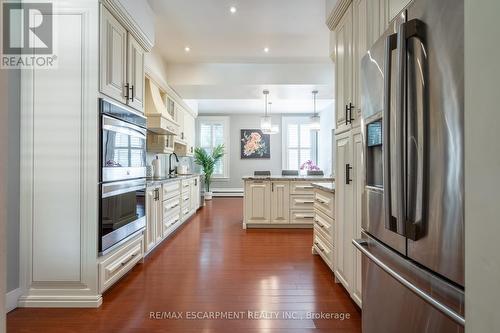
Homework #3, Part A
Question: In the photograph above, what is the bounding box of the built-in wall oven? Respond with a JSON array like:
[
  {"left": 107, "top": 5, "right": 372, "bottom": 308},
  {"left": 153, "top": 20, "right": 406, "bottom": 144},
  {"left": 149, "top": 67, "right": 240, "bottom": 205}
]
[{"left": 99, "top": 99, "right": 147, "bottom": 255}]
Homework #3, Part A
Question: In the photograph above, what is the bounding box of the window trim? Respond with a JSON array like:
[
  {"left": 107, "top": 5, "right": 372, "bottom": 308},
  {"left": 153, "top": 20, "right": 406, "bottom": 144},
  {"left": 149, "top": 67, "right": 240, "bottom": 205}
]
[
  {"left": 196, "top": 116, "right": 230, "bottom": 179},
  {"left": 281, "top": 116, "right": 318, "bottom": 170}
]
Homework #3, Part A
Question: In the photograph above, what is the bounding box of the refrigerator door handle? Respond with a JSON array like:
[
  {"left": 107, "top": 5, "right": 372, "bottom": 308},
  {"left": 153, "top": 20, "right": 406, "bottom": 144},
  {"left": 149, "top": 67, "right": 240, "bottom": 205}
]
[
  {"left": 383, "top": 33, "right": 404, "bottom": 234},
  {"left": 353, "top": 238, "right": 465, "bottom": 327},
  {"left": 398, "top": 18, "right": 427, "bottom": 240}
]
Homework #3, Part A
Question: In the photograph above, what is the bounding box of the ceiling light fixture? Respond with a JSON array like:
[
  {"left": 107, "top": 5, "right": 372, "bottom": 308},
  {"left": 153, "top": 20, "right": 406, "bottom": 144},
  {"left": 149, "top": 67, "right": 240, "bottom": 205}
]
[
  {"left": 184, "top": 46, "right": 191, "bottom": 52},
  {"left": 262, "top": 101, "right": 280, "bottom": 135},
  {"left": 310, "top": 90, "right": 321, "bottom": 131},
  {"left": 230, "top": 6, "right": 237, "bottom": 14},
  {"left": 264, "top": 47, "right": 269, "bottom": 53},
  {"left": 260, "top": 90, "right": 272, "bottom": 132}
]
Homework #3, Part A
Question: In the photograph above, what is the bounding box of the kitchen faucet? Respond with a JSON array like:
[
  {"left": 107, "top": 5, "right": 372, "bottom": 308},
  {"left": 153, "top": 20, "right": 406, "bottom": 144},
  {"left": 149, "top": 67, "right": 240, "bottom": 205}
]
[{"left": 169, "top": 152, "right": 179, "bottom": 176}]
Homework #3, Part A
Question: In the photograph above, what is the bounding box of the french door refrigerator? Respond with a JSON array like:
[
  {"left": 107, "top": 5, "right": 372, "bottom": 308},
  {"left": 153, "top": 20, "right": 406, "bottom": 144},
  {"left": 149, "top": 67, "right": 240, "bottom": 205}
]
[{"left": 353, "top": 0, "right": 464, "bottom": 331}]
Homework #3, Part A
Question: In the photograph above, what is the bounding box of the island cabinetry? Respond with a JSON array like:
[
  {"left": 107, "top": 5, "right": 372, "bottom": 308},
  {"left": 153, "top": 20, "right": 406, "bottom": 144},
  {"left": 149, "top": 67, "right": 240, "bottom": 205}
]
[{"left": 243, "top": 177, "right": 334, "bottom": 228}]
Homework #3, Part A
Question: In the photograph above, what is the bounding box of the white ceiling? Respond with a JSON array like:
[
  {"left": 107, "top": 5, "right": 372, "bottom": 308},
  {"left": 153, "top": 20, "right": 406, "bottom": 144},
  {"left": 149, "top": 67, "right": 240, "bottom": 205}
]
[{"left": 148, "top": 0, "right": 334, "bottom": 114}]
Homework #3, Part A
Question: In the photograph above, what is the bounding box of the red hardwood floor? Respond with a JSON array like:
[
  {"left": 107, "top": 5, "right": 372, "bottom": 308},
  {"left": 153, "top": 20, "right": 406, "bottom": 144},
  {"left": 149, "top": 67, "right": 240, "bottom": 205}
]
[{"left": 7, "top": 197, "right": 361, "bottom": 333}]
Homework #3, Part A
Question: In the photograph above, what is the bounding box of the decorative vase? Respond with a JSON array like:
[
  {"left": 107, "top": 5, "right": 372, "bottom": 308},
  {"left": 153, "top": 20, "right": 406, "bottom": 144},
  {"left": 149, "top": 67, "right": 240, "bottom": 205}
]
[{"left": 204, "top": 191, "right": 213, "bottom": 200}]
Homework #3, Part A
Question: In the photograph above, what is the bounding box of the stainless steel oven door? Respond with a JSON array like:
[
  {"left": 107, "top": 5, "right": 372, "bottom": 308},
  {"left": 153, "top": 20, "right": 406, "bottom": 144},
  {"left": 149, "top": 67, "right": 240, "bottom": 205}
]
[
  {"left": 100, "top": 178, "right": 146, "bottom": 255},
  {"left": 101, "top": 115, "right": 147, "bottom": 182}
]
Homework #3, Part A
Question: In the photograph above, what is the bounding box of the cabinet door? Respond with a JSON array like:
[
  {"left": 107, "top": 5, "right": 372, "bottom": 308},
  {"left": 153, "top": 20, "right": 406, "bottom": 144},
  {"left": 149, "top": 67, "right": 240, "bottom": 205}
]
[
  {"left": 335, "top": 6, "right": 353, "bottom": 131},
  {"left": 351, "top": 129, "right": 363, "bottom": 306},
  {"left": 367, "top": 0, "right": 389, "bottom": 47},
  {"left": 145, "top": 187, "right": 157, "bottom": 252},
  {"left": 244, "top": 181, "right": 271, "bottom": 224},
  {"left": 271, "top": 181, "right": 290, "bottom": 224},
  {"left": 352, "top": 0, "right": 368, "bottom": 127},
  {"left": 191, "top": 177, "right": 200, "bottom": 211},
  {"left": 334, "top": 131, "right": 353, "bottom": 291},
  {"left": 100, "top": 5, "right": 127, "bottom": 104},
  {"left": 155, "top": 189, "right": 163, "bottom": 243},
  {"left": 127, "top": 33, "right": 145, "bottom": 112}
]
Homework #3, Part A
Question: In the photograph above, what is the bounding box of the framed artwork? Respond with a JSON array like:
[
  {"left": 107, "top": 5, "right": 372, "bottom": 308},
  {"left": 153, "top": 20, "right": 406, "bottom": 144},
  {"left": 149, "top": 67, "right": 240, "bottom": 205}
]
[{"left": 240, "top": 129, "right": 270, "bottom": 159}]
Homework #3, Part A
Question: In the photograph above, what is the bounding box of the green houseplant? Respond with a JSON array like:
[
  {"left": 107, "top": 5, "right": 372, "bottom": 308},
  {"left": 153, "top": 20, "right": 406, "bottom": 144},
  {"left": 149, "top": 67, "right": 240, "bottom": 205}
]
[{"left": 194, "top": 144, "right": 225, "bottom": 200}]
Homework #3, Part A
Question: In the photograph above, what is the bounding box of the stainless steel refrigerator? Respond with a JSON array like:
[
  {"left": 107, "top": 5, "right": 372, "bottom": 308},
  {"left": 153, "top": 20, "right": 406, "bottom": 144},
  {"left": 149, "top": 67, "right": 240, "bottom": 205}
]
[{"left": 353, "top": 0, "right": 464, "bottom": 331}]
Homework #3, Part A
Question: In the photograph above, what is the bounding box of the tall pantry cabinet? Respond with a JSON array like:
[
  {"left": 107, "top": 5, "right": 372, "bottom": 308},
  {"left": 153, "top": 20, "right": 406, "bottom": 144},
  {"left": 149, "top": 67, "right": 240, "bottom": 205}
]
[{"left": 329, "top": 0, "right": 392, "bottom": 308}]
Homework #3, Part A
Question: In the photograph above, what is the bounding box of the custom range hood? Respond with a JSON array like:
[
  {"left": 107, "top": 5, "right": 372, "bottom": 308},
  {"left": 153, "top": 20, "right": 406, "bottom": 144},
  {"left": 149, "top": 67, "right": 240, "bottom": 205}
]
[{"left": 144, "top": 78, "right": 179, "bottom": 136}]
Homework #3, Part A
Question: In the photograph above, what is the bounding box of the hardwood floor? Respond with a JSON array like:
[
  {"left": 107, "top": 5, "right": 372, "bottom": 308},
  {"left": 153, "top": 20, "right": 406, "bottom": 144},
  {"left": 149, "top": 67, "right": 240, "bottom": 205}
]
[{"left": 7, "top": 197, "right": 361, "bottom": 332}]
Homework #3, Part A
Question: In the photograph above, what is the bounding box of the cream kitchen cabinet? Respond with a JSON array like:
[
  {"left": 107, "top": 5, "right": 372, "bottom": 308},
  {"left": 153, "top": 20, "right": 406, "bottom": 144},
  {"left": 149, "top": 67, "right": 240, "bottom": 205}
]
[
  {"left": 100, "top": 5, "right": 145, "bottom": 112},
  {"left": 191, "top": 176, "right": 200, "bottom": 213},
  {"left": 271, "top": 181, "right": 290, "bottom": 224},
  {"left": 334, "top": 130, "right": 354, "bottom": 291},
  {"left": 312, "top": 185, "right": 335, "bottom": 270},
  {"left": 334, "top": 127, "right": 363, "bottom": 307},
  {"left": 126, "top": 33, "right": 145, "bottom": 111},
  {"left": 244, "top": 180, "right": 272, "bottom": 224},
  {"left": 334, "top": 5, "right": 354, "bottom": 133},
  {"left": 145, "top": 185, "right": 162, "bottom": 253},
  {"left": 100, "top": 5, "right": 127, "bottom": 105}
]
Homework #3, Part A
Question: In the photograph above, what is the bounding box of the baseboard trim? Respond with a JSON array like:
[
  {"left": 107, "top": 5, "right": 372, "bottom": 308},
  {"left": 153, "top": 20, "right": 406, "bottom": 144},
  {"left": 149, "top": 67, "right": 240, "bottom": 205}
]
[
  {"left": 17, "top": 294, "right": 103, "bottom": 308},
  {"left": 6, "top": 288, "right": 22, "bottom": 312},
  {"left": 212, "top": 188, "right": 244, "bottom": 197}
]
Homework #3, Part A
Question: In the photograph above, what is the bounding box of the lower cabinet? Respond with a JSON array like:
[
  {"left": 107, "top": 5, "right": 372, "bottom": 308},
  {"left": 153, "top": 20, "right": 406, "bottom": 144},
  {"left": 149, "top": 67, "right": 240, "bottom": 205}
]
[
  {"left": 312, "top": 187, "right": 335, "bottom": 270},
  {"left": 271, "top": 181, "right": 290, "bottom": 224},
  {"left": 98, "top": 232, "right": 144, "bottom": 293},
  {"left": 244, "top": 179, "right": 333, "bottom": 227},
  {"left": 144, "top": 176, "right": 200, "bottom": 256}
]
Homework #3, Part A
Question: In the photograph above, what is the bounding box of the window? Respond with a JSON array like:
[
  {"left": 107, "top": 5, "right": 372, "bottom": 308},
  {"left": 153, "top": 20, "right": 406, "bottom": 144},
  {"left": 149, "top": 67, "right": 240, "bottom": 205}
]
[
  {"left": 282, "top": 116, "right": 317, "bottom": 170},
  {"left": 197, "top": 116, "right": 230, "bottom": 178}
]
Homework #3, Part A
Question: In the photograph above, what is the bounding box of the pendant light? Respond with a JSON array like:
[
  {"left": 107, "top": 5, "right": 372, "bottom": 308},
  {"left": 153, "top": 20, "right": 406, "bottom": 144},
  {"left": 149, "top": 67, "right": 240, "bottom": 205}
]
[
  {"left": 310, "top": 90, "right": 321, "bottom": 131},
  {"left": 260, "top": 90, "right": 272, "bottom": 131},
  {"left": 262, "top": 102, "right": 280, "bottom": 135}
]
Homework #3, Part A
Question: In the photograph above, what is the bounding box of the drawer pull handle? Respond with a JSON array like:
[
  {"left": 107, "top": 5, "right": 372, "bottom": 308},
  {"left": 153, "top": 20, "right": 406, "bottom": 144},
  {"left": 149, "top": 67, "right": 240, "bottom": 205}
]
[
  {"left": 297, "top": 185, "right": 314, "bottom": 189},
  {"left": 296, "top": 200, "right": 314, "bottom": 204},
  {"left": 120, "top": 253, "right": 138, "bottom": 267},
  {"left": 297, "top": 214, "right": 314, "bottom": 219},
  {"left": 184, "top": 197, "right": 189, "bottom": 201},
  {"left": 315, "top": 198, "right": 327, "bottom": 204},
  {"left": 314, "top": 241, "right": 325, "bottom": 252}
]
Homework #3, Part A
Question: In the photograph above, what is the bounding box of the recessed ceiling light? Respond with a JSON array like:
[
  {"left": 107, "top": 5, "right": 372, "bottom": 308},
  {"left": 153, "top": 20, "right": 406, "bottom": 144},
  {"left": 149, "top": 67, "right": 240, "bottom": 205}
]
[
  {"left": 184, "top": 46, "right": 191, "bottom": 52},
  {"left": 229, "top": 6, "right": 237, "bottom": 14},
  {"left": 264, "top": 47, "right": 269, "bottom": 53}
]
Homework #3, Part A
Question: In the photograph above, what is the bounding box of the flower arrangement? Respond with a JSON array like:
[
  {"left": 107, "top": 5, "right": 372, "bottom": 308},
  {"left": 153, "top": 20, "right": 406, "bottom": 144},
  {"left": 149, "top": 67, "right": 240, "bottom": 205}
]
[
  {"left": 241, "top": 131, "right": 268, "bottom": 157},
  {"left": 300, "top": 160, "right": 320, "bottom": 171}
]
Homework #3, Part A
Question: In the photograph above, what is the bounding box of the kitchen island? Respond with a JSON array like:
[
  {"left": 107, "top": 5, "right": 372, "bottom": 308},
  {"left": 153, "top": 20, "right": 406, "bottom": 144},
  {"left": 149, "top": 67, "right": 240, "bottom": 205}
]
[{"left": 242, "top": 175, "right": 334, "bottom": 229}]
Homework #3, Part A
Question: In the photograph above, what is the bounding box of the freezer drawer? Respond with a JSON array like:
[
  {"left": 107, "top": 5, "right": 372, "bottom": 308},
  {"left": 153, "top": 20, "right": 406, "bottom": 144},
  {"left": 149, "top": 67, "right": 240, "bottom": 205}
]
[{"left": 354, "top": 233, "right": 464, "bottom": 333}]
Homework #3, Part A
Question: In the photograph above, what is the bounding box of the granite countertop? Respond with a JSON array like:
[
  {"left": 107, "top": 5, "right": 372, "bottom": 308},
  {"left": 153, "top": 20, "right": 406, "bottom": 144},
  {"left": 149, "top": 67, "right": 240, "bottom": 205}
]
[
  {"left": 311, "top": 182, "right": 335, "bottom": 193},
  {"left": 147, "top": 174, "right": 200, "bottom": 186},
  {"left": 243, "top": 175, "right": 335, "bottom": 181}
]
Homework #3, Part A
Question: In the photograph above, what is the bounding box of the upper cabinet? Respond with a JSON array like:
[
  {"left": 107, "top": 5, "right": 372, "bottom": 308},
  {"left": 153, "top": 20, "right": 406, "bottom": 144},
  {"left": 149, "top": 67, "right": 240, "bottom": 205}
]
[
  {"left": 100, "top": 6, "right": 127, "bottom": 105},
  {"left": 100, "top": 5, "right": 145, "bottom": 112},
  {"left": 127, "top": 33, "right": 145, "bottom": 111}
]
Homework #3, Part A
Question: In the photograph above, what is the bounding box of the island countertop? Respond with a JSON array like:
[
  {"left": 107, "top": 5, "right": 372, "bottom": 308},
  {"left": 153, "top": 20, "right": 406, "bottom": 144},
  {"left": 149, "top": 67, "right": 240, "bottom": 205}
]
[{"left": 243, "top": 175, "right": 334, "bottom": 181}]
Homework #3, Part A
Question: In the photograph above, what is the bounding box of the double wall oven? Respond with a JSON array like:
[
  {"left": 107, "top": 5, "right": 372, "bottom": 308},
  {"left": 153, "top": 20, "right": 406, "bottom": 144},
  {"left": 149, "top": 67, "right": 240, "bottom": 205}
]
[{"left": 99, "top": 99, "right": 147, "bottom": 255}]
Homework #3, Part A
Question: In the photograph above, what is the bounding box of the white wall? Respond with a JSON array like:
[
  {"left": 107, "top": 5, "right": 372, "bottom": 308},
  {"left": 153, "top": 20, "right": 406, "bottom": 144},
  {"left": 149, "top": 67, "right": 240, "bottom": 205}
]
[
  {"left": 207, "top": 114, "right": 283, "bottom": 190},
  {"left": 464, "top": 0, "right": 500, "bottom": 331}
]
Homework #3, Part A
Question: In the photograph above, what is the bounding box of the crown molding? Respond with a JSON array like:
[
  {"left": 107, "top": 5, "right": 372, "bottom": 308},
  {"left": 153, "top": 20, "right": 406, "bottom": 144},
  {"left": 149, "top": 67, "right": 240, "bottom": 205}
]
[{"left": 326, "top": 0, "right": 352, "bottom": 31}]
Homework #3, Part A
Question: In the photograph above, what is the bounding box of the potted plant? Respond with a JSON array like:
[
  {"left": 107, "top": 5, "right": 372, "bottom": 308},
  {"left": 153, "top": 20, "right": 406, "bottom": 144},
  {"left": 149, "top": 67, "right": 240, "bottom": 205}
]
[{"left": 194, "top": 144, "right": 225, "bottom": 200}]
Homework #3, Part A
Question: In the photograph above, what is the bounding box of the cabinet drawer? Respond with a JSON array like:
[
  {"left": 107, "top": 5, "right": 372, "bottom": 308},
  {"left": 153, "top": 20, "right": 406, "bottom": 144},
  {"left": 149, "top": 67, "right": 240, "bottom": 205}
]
[
  {"left": 162, "top": 181, "right": 181, "bottom": 200},
  {"left": 290, "top": 210, "right": 315, "bottom": 224},
  {"left": 181, "top": 180, "right": 191, "bottom": 191},
  {"left": 290, "top": 181, "right": 315, "bottom": 195},
  {"left": 314, "top": 190, "right": 335, "bottom": 218},
  {"left": 290, "top": 194, "right": 315, "bottom": 210},
  {"left": 313, "top": 234, "right": 333, "bottom": 270},
  {"left": 163, "top": 209, "right": 181, "bottom": 237},
  {"left": 99, "top": 234, "right": 143, "bottom": 293},
  {"left": 314, "top": 209, "right": 334, "bottom": 244},
  {"left": 163, "top": 195, "right": 181, "bottom": 215}
]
